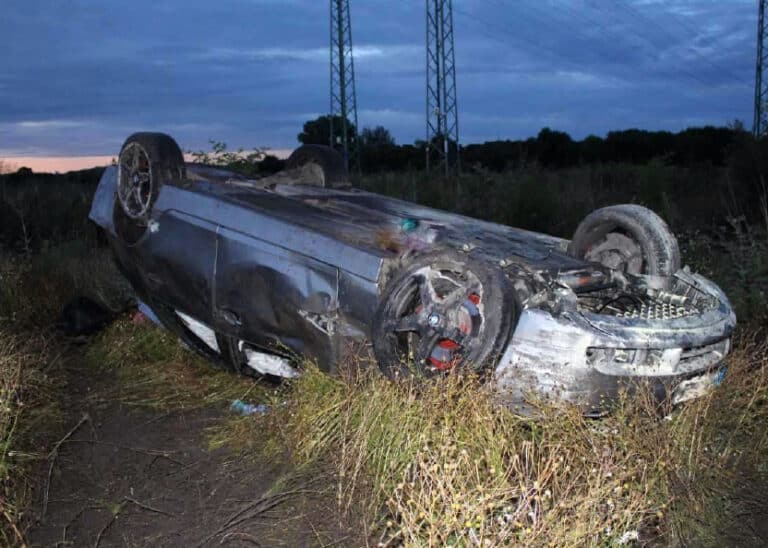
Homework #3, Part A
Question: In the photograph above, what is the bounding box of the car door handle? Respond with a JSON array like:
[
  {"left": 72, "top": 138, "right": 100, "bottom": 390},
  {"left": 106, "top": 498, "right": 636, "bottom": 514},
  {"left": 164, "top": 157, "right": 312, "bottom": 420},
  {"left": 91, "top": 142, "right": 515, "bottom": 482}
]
[{"left": 220, "top": 309, "right": 242, "bottom": 327}]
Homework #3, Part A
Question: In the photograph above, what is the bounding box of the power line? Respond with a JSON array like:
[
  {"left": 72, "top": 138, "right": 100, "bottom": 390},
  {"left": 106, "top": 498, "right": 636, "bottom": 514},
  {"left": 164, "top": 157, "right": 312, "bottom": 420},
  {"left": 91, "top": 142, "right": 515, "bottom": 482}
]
[
  {"left": 452, "top": 4, "right": 593, "bottom": 70},
  {"left": 524, "top": 0, "right": 741, "bottom": 91},
  {"left": 613, "top": 0, "right": 753, "bottom": 90},
  {"left": 457, "top": 0, "right": 743, "bottom": 93}
]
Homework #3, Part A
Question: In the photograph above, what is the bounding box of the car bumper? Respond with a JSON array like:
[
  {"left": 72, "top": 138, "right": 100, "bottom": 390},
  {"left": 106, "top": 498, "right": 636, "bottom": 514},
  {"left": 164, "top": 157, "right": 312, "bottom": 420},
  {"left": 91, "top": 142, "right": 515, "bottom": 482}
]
[{"left": 494, "top": 273, "right": 736, "bottom": 411}]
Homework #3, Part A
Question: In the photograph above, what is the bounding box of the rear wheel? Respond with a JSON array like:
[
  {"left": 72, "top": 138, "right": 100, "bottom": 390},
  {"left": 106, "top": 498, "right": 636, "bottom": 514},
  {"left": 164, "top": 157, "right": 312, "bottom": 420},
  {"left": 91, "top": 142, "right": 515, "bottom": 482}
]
[
  {"left": 114, "top": 132, "right": 185, "bottom": 243},
  {"left": 372, "top": 251, "right": 518, "bottom": 379},
  {"left": 285, "top": 144, "right": 350, "bottom": 188}
]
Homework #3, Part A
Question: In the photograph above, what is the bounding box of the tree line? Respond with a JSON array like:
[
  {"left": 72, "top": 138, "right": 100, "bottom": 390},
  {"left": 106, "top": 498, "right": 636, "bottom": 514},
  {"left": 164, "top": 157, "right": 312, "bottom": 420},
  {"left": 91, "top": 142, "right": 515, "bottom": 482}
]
[{"left": 298, "top": 115, "right": 753, "bottom": 173}]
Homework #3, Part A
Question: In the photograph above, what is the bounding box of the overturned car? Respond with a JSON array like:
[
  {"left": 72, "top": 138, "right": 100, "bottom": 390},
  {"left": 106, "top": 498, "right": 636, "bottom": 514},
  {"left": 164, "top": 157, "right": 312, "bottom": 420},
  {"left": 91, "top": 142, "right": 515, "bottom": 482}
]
[{"left": 89, "top": 133, "right": 736, "bottom": 413}]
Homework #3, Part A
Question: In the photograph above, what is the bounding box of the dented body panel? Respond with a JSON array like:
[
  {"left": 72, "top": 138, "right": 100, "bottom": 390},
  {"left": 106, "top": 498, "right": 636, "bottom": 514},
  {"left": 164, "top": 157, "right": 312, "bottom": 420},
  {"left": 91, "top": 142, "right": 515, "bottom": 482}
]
[{"left": 90, "top": 164, "right": 736, "bottom": 409}]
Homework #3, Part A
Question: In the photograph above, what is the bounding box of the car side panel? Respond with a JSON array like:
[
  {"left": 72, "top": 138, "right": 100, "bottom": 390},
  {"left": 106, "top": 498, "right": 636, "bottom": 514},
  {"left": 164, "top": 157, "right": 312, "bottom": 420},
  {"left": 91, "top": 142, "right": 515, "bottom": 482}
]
[
  {"left": 138, "top": 209, "right": 218, "bottom": 324},
  {"left": 213, "top": 226, "right": 340, "bottom": 369}
]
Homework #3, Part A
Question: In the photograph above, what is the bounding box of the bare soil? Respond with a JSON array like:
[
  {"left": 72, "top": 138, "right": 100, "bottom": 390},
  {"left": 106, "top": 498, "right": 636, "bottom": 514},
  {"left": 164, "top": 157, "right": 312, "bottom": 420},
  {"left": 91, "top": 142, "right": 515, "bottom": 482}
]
[{"left": 26, "top": 348, "right": 360, "bottom": 547}]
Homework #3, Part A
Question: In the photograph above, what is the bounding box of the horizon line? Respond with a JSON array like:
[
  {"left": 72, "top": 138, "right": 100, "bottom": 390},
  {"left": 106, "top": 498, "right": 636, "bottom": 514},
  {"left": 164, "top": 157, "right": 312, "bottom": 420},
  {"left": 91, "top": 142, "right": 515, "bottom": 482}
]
[{"left": 0, "top": 149, "right": 295, "bottom": 174}]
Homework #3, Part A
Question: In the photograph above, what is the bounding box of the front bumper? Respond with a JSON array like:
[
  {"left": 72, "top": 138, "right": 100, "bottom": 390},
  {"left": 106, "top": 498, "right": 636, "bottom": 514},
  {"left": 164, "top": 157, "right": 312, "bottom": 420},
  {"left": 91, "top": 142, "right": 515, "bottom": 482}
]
[{"left": 494, "top": 272, "right": 736, "bottom": 411}]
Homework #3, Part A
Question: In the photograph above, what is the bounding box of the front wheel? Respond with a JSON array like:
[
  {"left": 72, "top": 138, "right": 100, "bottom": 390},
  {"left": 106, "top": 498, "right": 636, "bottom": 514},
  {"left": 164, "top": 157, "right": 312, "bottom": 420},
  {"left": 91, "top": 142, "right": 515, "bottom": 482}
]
[
  {"left": 568, "top": 204, "right": 680, "bottom": 277},
  {"left": 372, "top": 251, "right": 518, "bottom": 379}
]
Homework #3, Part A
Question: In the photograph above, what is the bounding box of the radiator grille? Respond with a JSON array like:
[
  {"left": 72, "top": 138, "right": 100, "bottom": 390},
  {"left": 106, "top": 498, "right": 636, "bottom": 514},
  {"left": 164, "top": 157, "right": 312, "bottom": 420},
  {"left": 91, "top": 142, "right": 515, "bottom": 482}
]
[{"left": 611, "top": 299, "right": 699, "bottom": 320}]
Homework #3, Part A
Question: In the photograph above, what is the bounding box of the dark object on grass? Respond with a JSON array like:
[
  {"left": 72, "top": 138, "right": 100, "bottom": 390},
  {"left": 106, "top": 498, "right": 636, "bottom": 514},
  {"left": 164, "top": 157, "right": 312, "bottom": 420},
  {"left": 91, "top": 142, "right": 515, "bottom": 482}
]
[{"left": 58, "top": 296, "right": 116, "bottom": 336}]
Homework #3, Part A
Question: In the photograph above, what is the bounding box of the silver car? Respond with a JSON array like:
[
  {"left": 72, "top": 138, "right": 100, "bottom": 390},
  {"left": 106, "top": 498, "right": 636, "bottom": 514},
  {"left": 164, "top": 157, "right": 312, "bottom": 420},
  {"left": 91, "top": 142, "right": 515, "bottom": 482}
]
[{"left": 89, "top": 132, "right": 736, "bottom": 413}]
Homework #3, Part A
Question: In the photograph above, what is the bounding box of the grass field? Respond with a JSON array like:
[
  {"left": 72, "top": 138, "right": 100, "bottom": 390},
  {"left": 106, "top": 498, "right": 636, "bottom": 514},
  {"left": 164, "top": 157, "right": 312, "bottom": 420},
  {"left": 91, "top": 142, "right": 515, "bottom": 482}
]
[{"left": 1, "top": 163, "right": 767, "bottom": 545}]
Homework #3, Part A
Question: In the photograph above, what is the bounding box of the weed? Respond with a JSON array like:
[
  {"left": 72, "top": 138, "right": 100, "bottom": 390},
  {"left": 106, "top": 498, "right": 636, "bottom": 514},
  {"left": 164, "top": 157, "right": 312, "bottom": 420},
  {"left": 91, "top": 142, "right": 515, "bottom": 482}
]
[
  {"left": 356, "top": 162, "right": 736, "bottom": 238},
  {"left": 0, "top": 335, "right": 28, "bottom": 545},
  {"left": 0, "top": 333, "right": 63, "bottom": 546},
  {"left": 680, "top": 227, "right": 768, "bottom": 324},
  {"left": 257, "top": 333, "right": 768, "bottom": 546},
  {"left": 0, "top": 172, "right": 101, "bottom": 252},
  {"left": 86, "top": 319, "right": 266, "bottom": 410},
  {"left": 0, "top": 241, "right": 130, "bottom": 330}
]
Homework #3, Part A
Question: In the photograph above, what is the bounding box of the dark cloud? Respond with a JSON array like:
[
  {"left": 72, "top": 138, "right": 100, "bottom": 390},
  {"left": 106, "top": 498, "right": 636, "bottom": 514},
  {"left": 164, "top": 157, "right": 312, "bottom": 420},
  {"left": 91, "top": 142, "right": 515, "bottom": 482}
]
[{"left": 0, "top": 0, "right": 757, "bottom": 156}]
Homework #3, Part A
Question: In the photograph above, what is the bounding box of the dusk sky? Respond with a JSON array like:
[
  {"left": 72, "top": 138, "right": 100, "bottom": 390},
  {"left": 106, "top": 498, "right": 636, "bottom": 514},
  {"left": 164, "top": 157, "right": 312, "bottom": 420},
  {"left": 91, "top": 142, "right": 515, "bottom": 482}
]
[{"left": 0, "top": 0, "right": 759, "bottom": 170}]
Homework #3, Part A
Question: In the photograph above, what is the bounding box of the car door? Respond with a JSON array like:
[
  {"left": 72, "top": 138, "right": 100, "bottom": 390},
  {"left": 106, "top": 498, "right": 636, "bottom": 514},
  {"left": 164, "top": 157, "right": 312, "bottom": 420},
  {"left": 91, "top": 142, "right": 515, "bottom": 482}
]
[
  {"left": 138, "top": 205, "right": 218, "bottom": 325},
  {"left": 213, "top": 224, "right": 340, "bottom": 365}
]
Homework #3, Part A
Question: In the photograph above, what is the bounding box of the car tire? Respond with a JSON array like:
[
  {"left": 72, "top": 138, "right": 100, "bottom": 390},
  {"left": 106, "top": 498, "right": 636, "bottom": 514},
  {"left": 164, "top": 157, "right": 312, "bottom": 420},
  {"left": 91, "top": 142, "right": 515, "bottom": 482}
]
[
  {"left": 372, "top": 250, "right": 518, "bottom": 379},
  {"left": 568, "top": 204, "right": 680, "bottom": 277},
  {"left": 113, "top": 132, "right": 185, "bottom": 244},
  {"left": 285, "top": 144, "right": 350, "bottom": 188}
]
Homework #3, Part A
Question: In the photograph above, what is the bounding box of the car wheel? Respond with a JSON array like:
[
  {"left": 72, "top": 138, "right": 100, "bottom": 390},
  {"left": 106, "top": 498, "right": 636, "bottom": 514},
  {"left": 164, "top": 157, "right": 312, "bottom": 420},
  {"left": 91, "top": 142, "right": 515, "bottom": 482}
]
[
  {"left": 113, "top": 132, "right": 185, "bottom": 243},
  {"left": 285, "top": 144, "right": 350, "bottom": 188},
  {"left": 568, "top": 204, "right": 680, "bottom": 276},
  {"left": 372, "top": 251, "right": 518, "bottom": 379}
]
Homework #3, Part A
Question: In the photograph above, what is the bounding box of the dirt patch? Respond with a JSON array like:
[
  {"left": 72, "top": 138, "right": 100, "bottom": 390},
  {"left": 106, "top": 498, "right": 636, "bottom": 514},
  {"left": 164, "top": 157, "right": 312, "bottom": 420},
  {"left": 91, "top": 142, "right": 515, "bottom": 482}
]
[{"left": 26, "top": 348, "right": 360, "bottom": 547}]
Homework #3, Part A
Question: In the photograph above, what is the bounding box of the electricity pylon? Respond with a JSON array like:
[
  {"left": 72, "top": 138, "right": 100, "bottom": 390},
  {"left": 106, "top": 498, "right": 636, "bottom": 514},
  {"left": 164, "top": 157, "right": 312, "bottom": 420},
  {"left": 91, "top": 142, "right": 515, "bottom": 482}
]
[
  {"left": 426, "top": 0, "right": 460, "bottom": 175},
  {"left": 330, "top": 0, "right": 360, "bottom": 171}
]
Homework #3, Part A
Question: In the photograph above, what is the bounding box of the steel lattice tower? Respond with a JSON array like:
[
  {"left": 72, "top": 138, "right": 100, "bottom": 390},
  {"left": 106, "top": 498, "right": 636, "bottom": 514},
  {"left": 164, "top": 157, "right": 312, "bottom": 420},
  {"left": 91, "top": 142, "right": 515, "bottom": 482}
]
[
  {"left": 426, "top": 0, "right": 460, "bottom": 175},
  {"left": 330, "top": 0, "right": 360, "bottom": 171},
  {"left": 756, "top": 0, "right": 767, "bottom": 138}
]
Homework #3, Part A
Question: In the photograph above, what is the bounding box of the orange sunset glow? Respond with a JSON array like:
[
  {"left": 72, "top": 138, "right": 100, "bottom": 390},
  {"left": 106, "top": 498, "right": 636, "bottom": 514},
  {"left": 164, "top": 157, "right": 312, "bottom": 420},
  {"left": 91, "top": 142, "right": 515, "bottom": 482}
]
[
  {"left": 1, "top": 149, "right": 293, "bottom": 174},
  {"left": 1, "top": 156, "right": 115, "bottom": 173}
]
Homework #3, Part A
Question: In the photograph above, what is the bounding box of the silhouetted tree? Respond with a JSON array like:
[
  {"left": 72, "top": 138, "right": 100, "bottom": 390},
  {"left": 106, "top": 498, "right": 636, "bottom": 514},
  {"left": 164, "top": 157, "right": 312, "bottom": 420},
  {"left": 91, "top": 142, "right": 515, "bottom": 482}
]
[
  {"left": 361, "top": 125, "right": 395, "bottom": 146},
  {"left": 536, "top": 128, "right": 576, "bottom": 168},
  {"left": 359, "top": 126, "right": 403, "bottom": 172},
  {"left": 298, "top": 115, "right": 357, "bottom": 146},
  {"left": 580, "top": 135, "right": 604, "bottom": 164}
]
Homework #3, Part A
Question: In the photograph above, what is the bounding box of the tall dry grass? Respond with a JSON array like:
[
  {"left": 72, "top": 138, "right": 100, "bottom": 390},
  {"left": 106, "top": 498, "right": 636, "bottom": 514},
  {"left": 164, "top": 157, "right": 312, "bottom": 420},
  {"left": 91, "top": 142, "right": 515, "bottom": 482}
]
[
  {"left": 0, "top": 173, "right": 100, "bottom": 253},
  {"left": 0, "top": 240, "right": 127, "bottom": 544},
  {"left": 272, "top": 334, "right": 768, "bottom": 546},
  {"left": 356, "top": 162, "right": 733, "bottom": 239},
  {"left": 0, "top": 241, "right": 131, "bottom": 330},
  {"left": 0, "top": 335, "right": 28, "bottom": 545},
  {"left": 0, "top": 333, "right": 61, "bottom": 546},
  {"left": 85, "top": 318, "right": 261, "bottom": 410}
]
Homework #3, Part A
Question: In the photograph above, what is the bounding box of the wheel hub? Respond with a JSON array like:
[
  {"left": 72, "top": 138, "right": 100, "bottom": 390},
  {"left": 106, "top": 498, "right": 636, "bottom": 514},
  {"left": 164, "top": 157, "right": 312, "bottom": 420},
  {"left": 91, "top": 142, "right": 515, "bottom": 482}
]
[
  {"left": 382, "top": 265, "right": 489, "bottom": 374},
  {"left": 586, "top": 232, "right": 643, "bottom": 274},
  {"left": 117, "top": 142, "right": 153, "bottom": 220}
]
